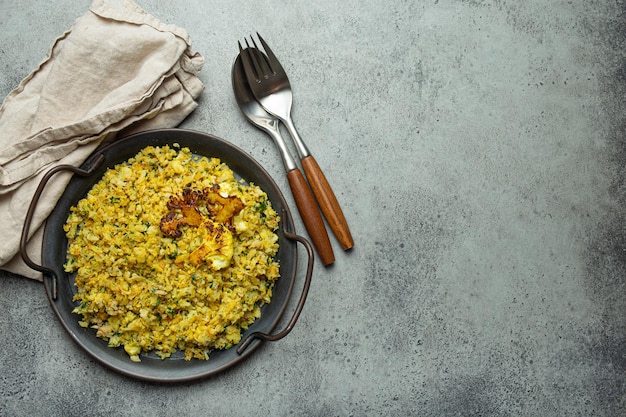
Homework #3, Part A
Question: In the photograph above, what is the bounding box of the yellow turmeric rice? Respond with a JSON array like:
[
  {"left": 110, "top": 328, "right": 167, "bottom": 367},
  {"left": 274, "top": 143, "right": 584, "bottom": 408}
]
[{"left": 63, "top": 145, "right": 280, "bottom": 362}]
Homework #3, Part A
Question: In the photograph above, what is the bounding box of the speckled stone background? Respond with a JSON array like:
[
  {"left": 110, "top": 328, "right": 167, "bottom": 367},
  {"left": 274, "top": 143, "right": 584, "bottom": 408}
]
[{"left": 1, "top": 0, "right": 625, "bottom": 415}]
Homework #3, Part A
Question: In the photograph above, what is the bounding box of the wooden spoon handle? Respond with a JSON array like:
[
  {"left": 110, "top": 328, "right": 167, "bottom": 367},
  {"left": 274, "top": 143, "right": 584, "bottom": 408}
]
[
  {"left": 301, "top": 155, "right": 354, "bottom": 250},
  {"left": 287, "top": 168, "right": 335, "bottom": 265}
]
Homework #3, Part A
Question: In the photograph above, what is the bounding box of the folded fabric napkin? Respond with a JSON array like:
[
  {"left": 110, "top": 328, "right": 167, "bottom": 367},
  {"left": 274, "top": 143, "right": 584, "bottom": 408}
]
[{"left": 0, "top": 0, "right": 205, "bottom": 280}]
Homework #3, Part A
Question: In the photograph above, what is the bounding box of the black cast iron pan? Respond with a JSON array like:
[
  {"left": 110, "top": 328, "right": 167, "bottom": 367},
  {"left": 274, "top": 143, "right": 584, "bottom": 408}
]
[{"left": 20, "top": 128, "right": 313, "bottom": 382}]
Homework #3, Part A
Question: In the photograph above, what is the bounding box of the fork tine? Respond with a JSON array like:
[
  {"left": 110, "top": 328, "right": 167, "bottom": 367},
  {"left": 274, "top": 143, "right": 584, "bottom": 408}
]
[
  {"left": 247, "top": 36, "right": 273, "bottom": 79},
  {"left": 245, "top": 38, "right": 265, "bottom": 81},
  {"left": 255, "top": 33, "right": 284, "bottom": 76},
  {"left": 239, "top": 37, "right": 275, "bottom": 86},
  {"left": 239, "top": 40, "right": 260, "bottom": 84}
]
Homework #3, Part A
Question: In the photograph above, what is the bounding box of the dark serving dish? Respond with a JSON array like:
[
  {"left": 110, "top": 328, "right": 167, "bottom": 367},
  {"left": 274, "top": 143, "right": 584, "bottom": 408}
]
[{"left": 21, "top": 128, "right": 313, "bottom": 382}]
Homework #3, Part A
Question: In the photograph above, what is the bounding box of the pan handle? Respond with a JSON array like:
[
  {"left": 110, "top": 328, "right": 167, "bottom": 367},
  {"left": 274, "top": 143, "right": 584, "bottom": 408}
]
[
  {"left": 20, "top": 154, "right": 105, "bottom": 300},
  {"left": 236, "top": 229, "right": 314, "bottom": 355}
]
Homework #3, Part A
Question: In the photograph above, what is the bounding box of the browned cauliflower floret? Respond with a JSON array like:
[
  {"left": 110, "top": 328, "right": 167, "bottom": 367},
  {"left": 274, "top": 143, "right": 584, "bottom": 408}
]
[
  {"left": 159, "top": 212, "right": 184, "bottom": 238},
  {"left": 159, "top": 188, "right": 209, "bottom": 238},
  {"left": 159, "top": 187, "right": 244, "bottom": 270},
  {"left": 205, "top": 184, "right": 244, "bottom": 229},
  {"left": 186, "top": 220, "right": 233, "bottom": 269}
]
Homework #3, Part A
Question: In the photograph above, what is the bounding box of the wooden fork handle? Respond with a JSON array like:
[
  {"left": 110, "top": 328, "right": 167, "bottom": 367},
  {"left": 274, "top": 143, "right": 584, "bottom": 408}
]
[
  {"left": 287, "top": 168, "right": 335, "bottom": 266},
  {"left": 301, "top": 155, "right": 354, "bottom": 250}
]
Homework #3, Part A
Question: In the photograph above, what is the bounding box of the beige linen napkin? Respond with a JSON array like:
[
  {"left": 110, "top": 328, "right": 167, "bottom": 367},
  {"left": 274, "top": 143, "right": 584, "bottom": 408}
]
[{"left": 0, "top": 0, "right": 205, "bottom": 280}]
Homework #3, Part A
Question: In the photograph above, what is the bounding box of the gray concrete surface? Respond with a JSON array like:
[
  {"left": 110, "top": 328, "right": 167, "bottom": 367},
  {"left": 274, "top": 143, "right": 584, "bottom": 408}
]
[{"left": 1, "top": 0, "right": 625, "bottom": 415}]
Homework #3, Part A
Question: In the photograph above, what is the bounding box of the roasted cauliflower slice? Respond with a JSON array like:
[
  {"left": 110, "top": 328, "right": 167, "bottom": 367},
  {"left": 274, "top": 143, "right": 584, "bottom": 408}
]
[
  {"left": 183, "top": 220, "right": 234, "bottom": 270},
  {"left": 159, "top": 187, "right": 243, "bottom": 270},
  {"left": 205, "top": 184, "right": 244, "bottom": 227},
  {"left": 159, "top": 188, "right": 205, "bottom": 238}
]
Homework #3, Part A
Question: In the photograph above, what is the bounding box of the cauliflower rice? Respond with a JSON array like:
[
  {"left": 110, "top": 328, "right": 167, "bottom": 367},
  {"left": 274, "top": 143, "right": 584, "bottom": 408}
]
[{"left": 63, "top": 145, "right": 280, "bottom": 362}]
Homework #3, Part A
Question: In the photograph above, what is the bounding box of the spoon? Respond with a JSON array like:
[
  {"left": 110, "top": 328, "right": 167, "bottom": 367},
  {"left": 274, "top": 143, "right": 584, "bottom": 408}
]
[{"left": 232, "top": 53, "right": 335, "bottom": 266}]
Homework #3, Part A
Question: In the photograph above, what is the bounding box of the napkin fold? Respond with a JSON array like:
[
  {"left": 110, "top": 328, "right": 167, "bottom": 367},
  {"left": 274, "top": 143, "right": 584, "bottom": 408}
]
[{"left": 0, "top": 0, "right": 205, "bottom": 280}]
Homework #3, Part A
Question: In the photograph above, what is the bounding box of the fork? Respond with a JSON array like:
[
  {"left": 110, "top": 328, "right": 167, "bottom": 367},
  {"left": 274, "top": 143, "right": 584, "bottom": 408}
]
[{"left": 239, "top": 34, "right": 354, "bottom": 251}]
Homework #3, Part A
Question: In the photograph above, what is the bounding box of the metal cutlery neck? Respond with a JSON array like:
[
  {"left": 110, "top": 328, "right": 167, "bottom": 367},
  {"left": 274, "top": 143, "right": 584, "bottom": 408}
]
[
  {"left": 281, "top": 116, "right": 311, "bottom": 160},
  {"left": 264, "top": 121, "right": 298, "bottom": 172}
]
